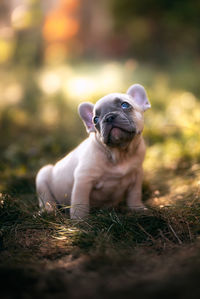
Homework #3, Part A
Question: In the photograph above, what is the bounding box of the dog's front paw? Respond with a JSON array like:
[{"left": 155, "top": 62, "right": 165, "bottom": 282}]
[
  {"left": 70, "top": 204, "right": 89, "bottom": 220},
  {"left": 39, "top": 201, "right": 57, "bottom": 215},
  {"left": 128, "top": 205, "right": 150, "bottom": 214},
  {"left": 130, "top": 205, "right": 148, "bottom": 211}
]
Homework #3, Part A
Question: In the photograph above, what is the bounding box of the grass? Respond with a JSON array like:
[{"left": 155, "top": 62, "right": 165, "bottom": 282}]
[
  {"left": 1, "top": 60, "right": 200, "bottom": 298},
  {"left": 1, "top": 189, "right": 200, "bottom": 298}
]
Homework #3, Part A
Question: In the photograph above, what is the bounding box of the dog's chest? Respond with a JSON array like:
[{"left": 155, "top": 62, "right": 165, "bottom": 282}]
[
  {"left": 94, "top": 173, "right": 133, "bottom": 192},
  {"left": 90, "top": 163, "right": 137, "bottom": 206}
]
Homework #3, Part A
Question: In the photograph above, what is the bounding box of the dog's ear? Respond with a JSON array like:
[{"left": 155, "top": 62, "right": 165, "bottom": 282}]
[
  {"left": 78, "top": 102, "right": 95, "bottom": 133},
  {"left": 127, "top": 84, "right": 151, "bottom": 111}
]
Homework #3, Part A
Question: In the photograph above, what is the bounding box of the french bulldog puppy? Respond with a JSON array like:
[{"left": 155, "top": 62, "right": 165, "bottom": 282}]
[{"left": 36, "top": 84, "right": 151, "bottom": 219}]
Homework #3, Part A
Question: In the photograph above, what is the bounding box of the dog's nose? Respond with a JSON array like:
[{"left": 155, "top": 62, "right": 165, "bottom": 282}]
[{"left": 105, "top": 114, "right": 116, "bottom": 123}]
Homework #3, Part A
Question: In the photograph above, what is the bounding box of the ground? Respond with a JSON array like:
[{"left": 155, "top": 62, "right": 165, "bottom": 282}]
[{"left": 1, "top": 61, "right": 200, "bottom": 298}]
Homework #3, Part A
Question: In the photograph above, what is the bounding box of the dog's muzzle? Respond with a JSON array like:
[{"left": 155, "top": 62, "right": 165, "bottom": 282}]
[
  {"left": 104, "top": 113, "right": 117, "bottom": 123},
  {"left": 100, "top": 112, "right": 136, "bottom": 146}
]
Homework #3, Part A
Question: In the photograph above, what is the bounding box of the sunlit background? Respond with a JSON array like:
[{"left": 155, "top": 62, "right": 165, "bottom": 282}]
[{"left": 0, "top": 0, "right": 200, "bottom": 206}]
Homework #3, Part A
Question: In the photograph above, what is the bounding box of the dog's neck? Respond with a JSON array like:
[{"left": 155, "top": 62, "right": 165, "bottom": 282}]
[{"left": 93, "top": 133, "right": 143, "bottom": 165}]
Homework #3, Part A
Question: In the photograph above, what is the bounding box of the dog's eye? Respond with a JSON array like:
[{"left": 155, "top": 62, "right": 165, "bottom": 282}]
[
  {"left": 121, "top": 102, "right": 130, "bottom": 109},
  {"left": 93, "top": 116, "right": 99, "bottom": 124}
]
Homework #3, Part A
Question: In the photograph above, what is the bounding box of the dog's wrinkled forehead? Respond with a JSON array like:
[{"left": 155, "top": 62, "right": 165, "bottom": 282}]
[{"left": 94, "top": 93, "right": 135, "bottom": 115}]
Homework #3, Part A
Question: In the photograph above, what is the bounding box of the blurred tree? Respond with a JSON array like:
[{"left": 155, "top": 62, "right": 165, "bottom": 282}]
[
  {"left": 109, "top": 0, "right": 200, "bottom": 62},
  {"left": 12, "top": 0, "right": 43, "bottom": 66},
  {"left": 42, "top": 0, "right": 80, "bottom": 62}
]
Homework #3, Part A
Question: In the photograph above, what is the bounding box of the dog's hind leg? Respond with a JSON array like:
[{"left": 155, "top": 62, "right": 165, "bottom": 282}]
[{"left": 36, "top": 165, "right": 56, "bottom": 212}]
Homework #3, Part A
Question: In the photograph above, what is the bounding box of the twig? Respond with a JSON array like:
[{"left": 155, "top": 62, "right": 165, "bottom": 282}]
[
  {"left": 158, "top": 229, "right": 171, "bottom": 243},
  {"left": 137, "top": 224, "right": 155, "bottom": 243},
  {"left": 186, "top": 222, "right": 193, "bottom": 241},
  {"left": 168, "top": 223, "right": 182, "bottom": 244}
]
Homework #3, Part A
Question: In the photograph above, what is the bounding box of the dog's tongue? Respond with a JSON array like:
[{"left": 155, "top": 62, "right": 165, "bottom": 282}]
[{"left": 110, "top": 127, "right": 122, "bottom": 141}]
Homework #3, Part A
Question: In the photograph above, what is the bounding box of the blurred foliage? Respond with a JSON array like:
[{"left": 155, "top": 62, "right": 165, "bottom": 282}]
[{"left": 0, "top": 0, "right": 199, "bottom": 204}]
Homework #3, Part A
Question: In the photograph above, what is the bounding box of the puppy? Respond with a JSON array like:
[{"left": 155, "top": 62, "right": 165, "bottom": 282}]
[{"left": 36, "top": 84, "right": 151, "bottom": 219}]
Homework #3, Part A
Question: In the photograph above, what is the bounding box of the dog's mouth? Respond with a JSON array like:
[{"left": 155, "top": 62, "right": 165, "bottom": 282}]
[
  {"left": 110, "top": 127, "right": 130, "bottom": 139},
  {"left": 106, "top": 126, "right": 136, "bottom": 147}
]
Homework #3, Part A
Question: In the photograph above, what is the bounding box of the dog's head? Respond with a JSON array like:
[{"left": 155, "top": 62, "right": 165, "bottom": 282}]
[{"left": 79, "top": 84, "right": 150, "bottom": 148}]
